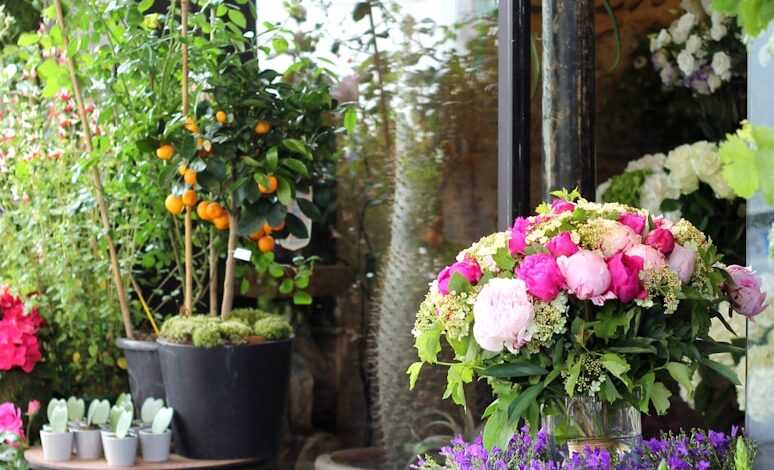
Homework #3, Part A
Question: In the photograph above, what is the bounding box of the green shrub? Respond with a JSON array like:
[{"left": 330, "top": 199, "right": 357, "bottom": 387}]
[{"left": 253, "top": 317, "right": 293, "bottom": 341}]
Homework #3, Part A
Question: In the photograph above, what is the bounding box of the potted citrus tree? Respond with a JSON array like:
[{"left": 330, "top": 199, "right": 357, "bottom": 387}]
[{"left": 154, "top": 48, "right": 338, "bottom": 460}]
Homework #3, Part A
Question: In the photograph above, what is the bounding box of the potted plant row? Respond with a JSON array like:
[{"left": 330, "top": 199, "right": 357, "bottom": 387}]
[{"left": 39, "top": 396, "right": 173, "bottom": 466}]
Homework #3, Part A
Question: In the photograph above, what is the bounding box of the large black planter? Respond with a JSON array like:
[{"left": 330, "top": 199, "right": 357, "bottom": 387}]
[
  {"left": 157, "top": 339, "right": 292, "bottom": 460},
  {"left": 116, "top": 338, "right": 166, "bottom": 410}
]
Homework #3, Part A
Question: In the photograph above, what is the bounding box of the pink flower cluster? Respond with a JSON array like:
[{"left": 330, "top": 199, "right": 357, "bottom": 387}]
[
  {"left": 0, "top": 403, "right": 23, "bottom": 436},
  {"left": 0, "top": 287, "right": 43, "bottom": 373}
]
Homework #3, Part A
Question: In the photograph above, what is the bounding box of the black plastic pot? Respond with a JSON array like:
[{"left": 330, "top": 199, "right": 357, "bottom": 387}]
[
  {"left": 157, "top": 339, "right": 292, "bottom": 460},
  {"left": 116, "top": 338, "right": 166, "bottom": 410}
]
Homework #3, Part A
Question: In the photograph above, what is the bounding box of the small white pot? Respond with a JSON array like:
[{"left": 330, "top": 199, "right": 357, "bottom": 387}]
[
  {"left": 73, "top": 427, "right": 102, "bottom": 460},
  {"left": 40, "top": 430, "right": 74, "bottom": 462},
  {"left": 102, "top": 432, "right": 138, "bottom": 467},
  {"left": 139, "top": 429, "right": 171, "bottom": 463}
]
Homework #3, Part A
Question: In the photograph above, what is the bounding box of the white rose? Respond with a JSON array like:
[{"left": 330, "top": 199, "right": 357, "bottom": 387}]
[
  {"left": 665, "top": 144, "right": 700, "bottom": 194},
  {"left": 640, "top": 172, "right": 681, "bottom": 216},
  {"left": 712, "top": 51, "right": 732, "bottom": 79},
  {"left": 686, "top": 34, "right": 703, "bottom": 54},
  {"left": 652, "top": 50, "right": 669, "bottom": 70},
  {"left": 707, "top": 73, "right": 722, "bottom": 92},
  {"left": 656, "top": 29, "right": 672, "bottom": 49},
  {"left": 625, "top": 153, "right": 667, "bottom": 172},
  {"left": 677, "top": 49, "right": 697, "bottom": 75},
  {"left": 660, "top": 64, "right": 678, "bottom": 86}
]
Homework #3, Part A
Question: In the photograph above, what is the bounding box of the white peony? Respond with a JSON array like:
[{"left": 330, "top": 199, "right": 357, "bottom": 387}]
[
  {"left": 710, "top": 12, "right": 728, "bottom": 40},
  {"left": 704, "top": 172, "right": 735, "bottom": 199},
  {"left": 687, "top": 141, "right": 721, "bottom": 180},
  {"left": 665, "top": 144, "right": 700, "bottom": 194},
  {"left": 712, "top": 51, "right": 732, "bottom": 79},
  {"left": 625, "top": 153, "right": 666, "bottom": 172},
  {"left": 677, "top": 49, "right": 697, "bottom": 75}
]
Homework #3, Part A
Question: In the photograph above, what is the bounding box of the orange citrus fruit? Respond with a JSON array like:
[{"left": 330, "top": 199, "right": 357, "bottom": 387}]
[
  {"left": 206, "top": 202, "right": 224, "bottom": 219},
  {"left": 177, "top": 164, "right": 188, "bottom": 176},
  {"left": 184, "top": 169, "right": 197, "bottom": 186},
  {"left": 165, "top": 194, "right": 183, "bottom": 215},
  {"left": 258, "top": 175, "right": 278, "bottom": 194},
  {"left": 215, "top": 111, "right": 227, "bottom": 124},
  {"left": 184, "top": 116, "right": 200, "bottom": 133},
  {"left": 258, "top": 235, "right": 275, "bottom": 252},
  {"left": 182, "top": 189, "right": 197, "bottom": 207},
  {"left": 249, "top": 228, "right": 265, "bottom": 241},
  {"left": 213, "top": 214, "right": 230, "bottom": 230},
  {"left": 255, "top": 120, "right": 271, "bottom": 135},
  {"left": 197, "top": 201, "right": 211, "bottom": 220},
  {"left": 156, "top": 144, "right": 174, "bottom": 160}
]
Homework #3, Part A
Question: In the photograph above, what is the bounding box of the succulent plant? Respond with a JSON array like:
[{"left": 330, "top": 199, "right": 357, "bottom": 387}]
[
  {"left": 151, "top": 407, "right": 174, "bottom": 435},
  {"left": 67, "top": 396, "right": 85, "bottom": 423},
  {"left": 46, "top": 400, "right": 68, "bottom": 433},
  {"left": 141, "top": 398, "right": 164, "bottom": 426},
  {"left": 253, "top": 316, "right": 292, "bottom": 340},
  {"left": 87, "top": 399, "right": 110, "bottom": 428},
  {"left": 114, "top": 409, "right": 133, "bottom": 439}
]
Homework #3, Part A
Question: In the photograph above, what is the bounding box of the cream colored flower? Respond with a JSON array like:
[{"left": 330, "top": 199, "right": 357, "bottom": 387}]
[
  {"left": 712, "top": 51, "right": 732, "bottom": 79},
  {"left": 665, "top": 144, "right": 700, "bottom": 194}
]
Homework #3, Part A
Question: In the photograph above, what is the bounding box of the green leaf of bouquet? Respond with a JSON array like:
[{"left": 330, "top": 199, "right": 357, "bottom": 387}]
[
  {"left": 415, "top": 323, "right": 442, "bottom": 364},
  {"left": 406, "top": 362, "right": 423, "bottom": 390},
  {"left": 565, "top": 355, "right": 582, "bottom": 397},
  {"left": 482, "top": 407, "right": 510, "bottom": 451},
  {"left": 493, "top": 247, "right": 516, "bottom": 271},
  {"left": 700, "top": 357, "right": 741, "bottom": 385},
  {"left": 665, "top": 362, "right": 694, "bottom": 396},
  {"left": 601, "top": 353, "right": 630, "bottom": 383},
  {"left": 756, "top": 147, "right": 774, "bottom": 205},
  {"left": 599, "top": 375, "right": 622, "bottom": 403},
  {"left": 593, "top": 306, "right": 634, "bottom": 339},
  {"left": 638, "top": 372, "right": 655, "bottom": 413},
  {"left": 480, "top": 362, "right": 548, "bottom": 378},
  {"left": 735, "top": 436, "right": 752, "bottom": 470},
  {"left": 650, "top": 382, "right": 672, "bottom": 415},
  {"left": 720, "top": 134, "right": 759, "bottom": 199},
  {"left": 507, "top": 383, "right": 543, "bottom": 422},
  {"left": 448, "top": 272, "right": 472, "bottom": 294}
]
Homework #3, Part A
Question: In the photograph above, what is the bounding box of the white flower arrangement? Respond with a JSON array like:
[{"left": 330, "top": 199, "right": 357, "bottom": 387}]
[
  {"left": 598, "top": 141, "right": 735, "bottom": 221},
  {"left": 649, "top": 0, "right": 740, "bottom": 95}
]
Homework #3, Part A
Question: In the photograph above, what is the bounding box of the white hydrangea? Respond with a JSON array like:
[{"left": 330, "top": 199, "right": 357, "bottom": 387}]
[
  {"left": 677, "top": 49, "right": 697, "bottom": 75},
  {"left": 660, "top": 64, "right": 679, "bottom": 86},
  {"left": 625, "top": 153, "right": 667, "bottom": 172},
  {"left": 686, "top": 34, "right": 704, "bottom": 55},
  {"left": 665, "top": 144, "right": 701, "bottom": 194},
  {"left": 671, "top": 13, "right": 697, "bottom": 44},
  {"left": 707, "top": 73, "right": 722, "bottom": 93},
  {"left": 711, "top": 51, "right": 732, "bottom": 79},
  {"left": 652, "top": 50, "right": 669, "bottom": 70},
  {"left": 687, "top": 141, "right": 720, "bottom": 180},
  {"left": 640, "top": 171, "right": 681, "bottom": 217},
  {"left": 596, "top": 179, "right": 612, "bottom": 203},
  {"left": 710, "top": 12, "right": 728, "bottom": 40}
]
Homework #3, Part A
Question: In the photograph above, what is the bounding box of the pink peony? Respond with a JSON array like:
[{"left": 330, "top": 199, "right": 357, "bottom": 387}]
[
  {"left": 625, "top": 244, "right": 667, "bottom": 271},
  {"left": 436, "top": 258, "right": 483, "bottom": 296},
  {"left": 472, "top": 278, "right": 534, "bottom": 353},
  {"left": 556, "top": 250, "right": 612, "bottom": 305},
  {"left": 607, "top": 253, "right": 645, "bottom": 303},
  {"left": 652, "top": 216, "right": 673, "bottom": 230},
  {"left": 725, "top": 265, "right": 767, "bottom": 318},
  {"left": 668, "top": 244, "right": 696, "bottom": 283},
  {"left": 546, "top": 232, "right": 579, "bottom": 258},
  {"left": 0, "top": 403, "right": 22, "bottom": 436},
  {"left": 599, "top": 220, "right": 642, "bottom": 258},
  {"left": 551, "top": 198, "right": 575, "bottom": 214},
  {"left": 509, "top": 217, "right": 530, "bottom": 255},
  {"left": 516, "top": 253, "right": 565, "bottom": 301},
  {"left": 27, "top": 400, "right": 40, "bottom": 417},
  {"left": 618, "top": 213, "right": 646, "bottom": 235},
  {"left": 645, "top": 228, "right": 675, "bottom": 254}
]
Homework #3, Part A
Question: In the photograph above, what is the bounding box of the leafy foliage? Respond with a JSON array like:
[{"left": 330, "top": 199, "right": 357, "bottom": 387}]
[
  {"left": 713, "top": 0, "right": 774, "bottom": 38},
  {"left": 720, "top": 122, "right": 774, "bottom": 205}
]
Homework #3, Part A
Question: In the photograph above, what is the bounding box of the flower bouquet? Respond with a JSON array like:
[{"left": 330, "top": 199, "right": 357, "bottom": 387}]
[{"left": 409, "top": 190, "right": 767, "bottom": 451}]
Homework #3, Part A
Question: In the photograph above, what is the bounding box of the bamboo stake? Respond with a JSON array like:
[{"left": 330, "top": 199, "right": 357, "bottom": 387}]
[
  {"left": 181, "top": 0, "right": 194, "bottom": 316},
  {"left": 53, "top": 0, "right": 134, "bottom": 339},
  {"left": 209, "top": 227, "right": 218, "bottom": 316}
]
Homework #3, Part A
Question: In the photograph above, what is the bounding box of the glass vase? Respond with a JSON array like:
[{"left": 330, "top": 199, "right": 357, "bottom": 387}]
[{"left": 542, "top": 397, "right": 641, "bottom": 455}]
